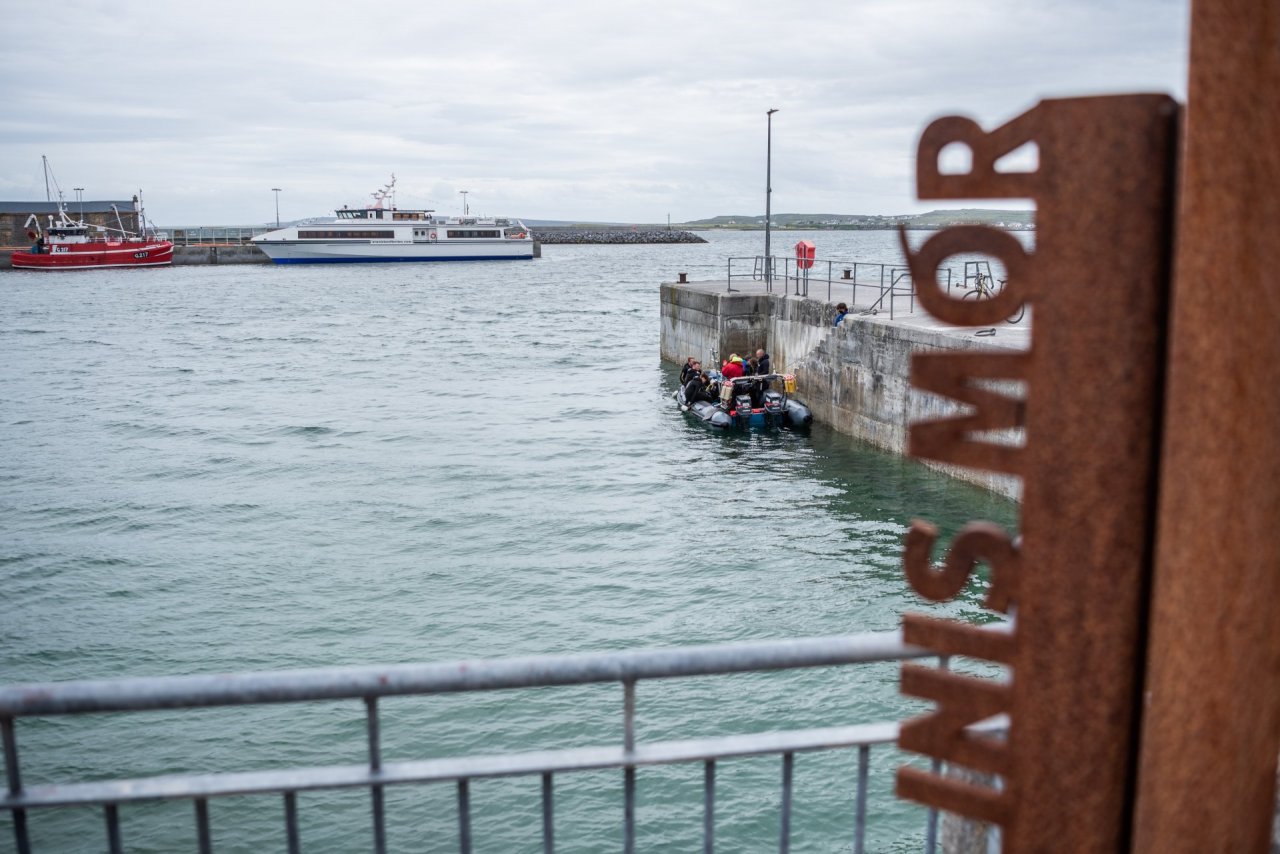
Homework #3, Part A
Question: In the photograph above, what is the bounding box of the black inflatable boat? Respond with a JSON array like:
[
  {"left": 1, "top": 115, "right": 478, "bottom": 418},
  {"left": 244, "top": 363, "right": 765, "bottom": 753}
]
[{"left": 676, "top": 373, "right": 813, "bottom": 431}]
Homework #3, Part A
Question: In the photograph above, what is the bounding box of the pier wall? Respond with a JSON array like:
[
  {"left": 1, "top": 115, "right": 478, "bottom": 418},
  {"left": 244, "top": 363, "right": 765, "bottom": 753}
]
[
  {"left": 660, "top": 282, "right": 1022, "bottom": 500},
  {"left": 172, "top": 245, "right": 269, "bottom": 265}
]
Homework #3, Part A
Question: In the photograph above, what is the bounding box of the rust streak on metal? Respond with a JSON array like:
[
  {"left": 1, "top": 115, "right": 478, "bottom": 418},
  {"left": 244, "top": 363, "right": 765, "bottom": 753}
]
[{"left": 1132, "top": 2, "right": 1280, "bottom": 851}]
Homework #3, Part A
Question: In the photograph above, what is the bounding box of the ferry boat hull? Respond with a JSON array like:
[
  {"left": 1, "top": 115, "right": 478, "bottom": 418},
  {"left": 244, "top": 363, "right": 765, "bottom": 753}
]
[
  {"left": 11, "top": 240, "right": 174, "bottom": 270},
  {"left": 254, "top": 239, "right": 533, "bottom": 264}
]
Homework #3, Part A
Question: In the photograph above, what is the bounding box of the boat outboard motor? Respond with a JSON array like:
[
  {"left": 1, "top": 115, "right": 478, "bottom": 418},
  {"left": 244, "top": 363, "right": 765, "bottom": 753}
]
[
  {"left": 733, "top": 393, "right": 754, "bottom": 426},
  {"left": 762, "top": 390, "right": 785, "bottom": 413}
]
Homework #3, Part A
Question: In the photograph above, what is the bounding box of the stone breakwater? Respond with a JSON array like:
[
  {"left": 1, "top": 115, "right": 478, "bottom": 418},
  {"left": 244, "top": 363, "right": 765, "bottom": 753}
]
[{"left": 530, "top": 227, "right": 706, "bottom": 244}]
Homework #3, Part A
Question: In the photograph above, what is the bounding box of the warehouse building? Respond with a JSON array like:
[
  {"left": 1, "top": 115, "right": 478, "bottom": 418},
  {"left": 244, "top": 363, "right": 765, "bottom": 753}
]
[{"left": 0, "top": 201, "right": 141, "bottom": 248}]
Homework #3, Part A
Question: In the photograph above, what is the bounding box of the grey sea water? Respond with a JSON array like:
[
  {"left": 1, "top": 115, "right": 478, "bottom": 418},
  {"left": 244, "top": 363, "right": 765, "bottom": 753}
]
[{"left": 1, "top": 230, "right": 1016, "bottom": 852}]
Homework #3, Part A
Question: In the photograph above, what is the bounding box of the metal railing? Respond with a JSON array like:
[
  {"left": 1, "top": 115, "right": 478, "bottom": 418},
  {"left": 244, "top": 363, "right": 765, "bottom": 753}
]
[
  {"left": 727, "top": 256, "right": 949, "bottom": 320},
  {"left": 0, "top": 631, "right": 961, "bottom": 854}
]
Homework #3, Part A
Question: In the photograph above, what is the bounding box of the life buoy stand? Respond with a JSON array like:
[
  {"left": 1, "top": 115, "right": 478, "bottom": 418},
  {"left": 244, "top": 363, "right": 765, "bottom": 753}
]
[{"left": 795, "top": 240, "right": 816, "bottom": 270}]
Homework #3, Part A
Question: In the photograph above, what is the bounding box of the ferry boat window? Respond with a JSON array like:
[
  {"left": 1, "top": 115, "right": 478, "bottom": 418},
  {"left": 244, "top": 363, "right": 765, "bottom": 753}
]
[
  {"left": 393, "top": 212, "right": 427, "bottom": 221},
  {"left": 297, "top": 230, "right": 396, "bottom": 239},
  {"left": 446, "top": 229, "right": 500, "bottom": 239}
]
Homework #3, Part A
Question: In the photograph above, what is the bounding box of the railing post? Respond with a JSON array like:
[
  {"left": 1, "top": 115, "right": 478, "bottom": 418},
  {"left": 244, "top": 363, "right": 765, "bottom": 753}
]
[
  {"left": 703, "top": 760, "right": 716, "bottom": 854},
  {"left": 105, "top": 803, "right": 123, "bottom": 854},
  {"left": 2, "top": 716, "right": 30, "bottom": 854},
  {"left": 542, "top": 772, "right": 555, "bottom": 854},
  {"left": 365, "top": 696, "right": 386, "bottom": 854},
  {"left": 623, "top": 678, "right": 637, "bottom": 854},
  {"left": 283, "top": 792, "right": 300, "bottom": 854},
  {"left": 779, "top": 751, "right": 794, "bottom": 853},
  {"left": 195, "top": 798, "right": 212, "bottom": 854},
  {"left": 853, "top": 745, "right": 870, "bottom": 854},
  {"left": 458, "top": 778, "right": 472, "bottom": 854}
]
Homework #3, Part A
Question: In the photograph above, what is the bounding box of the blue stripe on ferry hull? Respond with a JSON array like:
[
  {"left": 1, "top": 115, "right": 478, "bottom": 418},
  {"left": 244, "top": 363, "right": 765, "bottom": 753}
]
[{"left": 269, "top": 255, "right": 533, "bottom": 264}]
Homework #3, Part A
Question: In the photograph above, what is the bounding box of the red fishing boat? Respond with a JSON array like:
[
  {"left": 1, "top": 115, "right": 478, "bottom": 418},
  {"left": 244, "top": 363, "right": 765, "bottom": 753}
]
[
  {"left": 11, "top": 221, "right": 174, "bottom": 270},
  {"left": 10, "top": 159, "right": 174, "bottom": 271}
]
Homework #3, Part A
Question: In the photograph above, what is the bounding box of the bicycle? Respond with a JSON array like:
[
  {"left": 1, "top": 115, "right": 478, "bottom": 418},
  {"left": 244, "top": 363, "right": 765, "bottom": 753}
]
[{"left": 962, "top": 270, "right": 1026, "bottom": 324}]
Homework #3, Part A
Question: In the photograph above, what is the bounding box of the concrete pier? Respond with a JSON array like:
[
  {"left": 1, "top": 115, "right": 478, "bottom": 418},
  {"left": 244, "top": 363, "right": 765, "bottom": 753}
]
[
  {"left": 172, "top": 245, "right": 269, "bottom": 265},
  {"left": 661, "top": 277, "right": 1027, "bottom": 500}
]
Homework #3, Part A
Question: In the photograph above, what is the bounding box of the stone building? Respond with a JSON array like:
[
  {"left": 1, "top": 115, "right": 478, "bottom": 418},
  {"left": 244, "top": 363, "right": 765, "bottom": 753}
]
[{"left": 0, "top": 201, "right": 141, "bottom": 247}]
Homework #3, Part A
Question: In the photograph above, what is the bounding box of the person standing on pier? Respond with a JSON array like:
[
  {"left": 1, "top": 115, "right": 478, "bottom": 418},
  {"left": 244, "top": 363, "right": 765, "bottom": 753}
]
[{"left": 834, "top": 303, "right": 849, "bottom": 326}]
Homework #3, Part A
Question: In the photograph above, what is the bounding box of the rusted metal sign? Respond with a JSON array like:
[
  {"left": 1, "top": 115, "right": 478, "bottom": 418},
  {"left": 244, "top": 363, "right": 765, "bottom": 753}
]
[
  {"left": 1132, "top": 2, "right": 1280, "bottom": 852},
  {"left": 895, "top": 95, "right": 1179, "bottom": 850}
]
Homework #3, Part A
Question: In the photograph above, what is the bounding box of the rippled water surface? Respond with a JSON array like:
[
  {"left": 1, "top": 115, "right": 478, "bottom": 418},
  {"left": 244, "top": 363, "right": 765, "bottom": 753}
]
[{"left": 1, "top": 231, "right": 1016, "bottom": 852}]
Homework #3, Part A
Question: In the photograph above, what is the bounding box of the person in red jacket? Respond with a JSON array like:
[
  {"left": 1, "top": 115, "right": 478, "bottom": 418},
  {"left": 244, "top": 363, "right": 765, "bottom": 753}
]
[{"left": 721, "top": 354, "right": 745, "bottom": 380}]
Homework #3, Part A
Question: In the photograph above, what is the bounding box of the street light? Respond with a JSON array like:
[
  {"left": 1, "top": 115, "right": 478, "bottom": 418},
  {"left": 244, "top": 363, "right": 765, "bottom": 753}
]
[
  {"left": 764, "top": 108, "right": 779, "bottom": 285},
  {"left": 271, "top": 188, "right": 282, "bottom": 228},
  {"left": 459, "top": 190, "right": 470, "bottom": 216}
]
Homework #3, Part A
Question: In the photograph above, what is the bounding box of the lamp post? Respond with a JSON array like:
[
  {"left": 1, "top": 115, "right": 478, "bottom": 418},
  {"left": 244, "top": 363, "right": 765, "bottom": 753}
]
[
  {"left": 459, "top": 190, "right": 470, "bottom": 216},
  {"left": 271, "top": 188, "right": 282, "bottom": 228},
  {"left": 764, "top": 108, "right": 779, "bottom": 285}
]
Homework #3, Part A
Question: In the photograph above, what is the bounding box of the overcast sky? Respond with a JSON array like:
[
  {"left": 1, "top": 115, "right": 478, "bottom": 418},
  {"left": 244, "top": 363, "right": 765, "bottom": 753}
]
[{"left": 0, "top": 0, "right": 1189, "bottom": 225}]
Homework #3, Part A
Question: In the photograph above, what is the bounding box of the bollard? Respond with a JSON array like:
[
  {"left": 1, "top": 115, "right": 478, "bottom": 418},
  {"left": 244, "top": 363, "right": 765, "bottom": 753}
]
[
  {"left": 843, "top": 269, "right": 852, "bottom": 279},
  {"left": 677, "top": 272, "right": 688, "bottom": 283}
]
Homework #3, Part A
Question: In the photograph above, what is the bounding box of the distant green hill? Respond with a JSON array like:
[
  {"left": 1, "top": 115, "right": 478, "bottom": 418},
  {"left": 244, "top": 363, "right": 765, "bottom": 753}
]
[{"left": 683, "top": 209, "right": 1034, "bottom": 230}]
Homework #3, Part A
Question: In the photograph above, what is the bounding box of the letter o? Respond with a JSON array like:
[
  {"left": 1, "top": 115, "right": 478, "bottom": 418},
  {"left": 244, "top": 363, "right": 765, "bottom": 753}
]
[{"left": 900, "top": 226, "right": 1031, "bottom": 326}]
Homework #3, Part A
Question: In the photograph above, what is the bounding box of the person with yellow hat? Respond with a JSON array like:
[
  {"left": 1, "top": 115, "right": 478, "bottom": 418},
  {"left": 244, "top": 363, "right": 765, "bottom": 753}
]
[{"left": 721, "top": 354, "right": 745, "bottom": 380}]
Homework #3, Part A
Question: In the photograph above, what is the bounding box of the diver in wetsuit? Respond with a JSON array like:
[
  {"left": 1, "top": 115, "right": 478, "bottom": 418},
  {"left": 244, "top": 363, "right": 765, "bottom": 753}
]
[{"left": 683, "top": 372, "right": 715, "bottom": 405}]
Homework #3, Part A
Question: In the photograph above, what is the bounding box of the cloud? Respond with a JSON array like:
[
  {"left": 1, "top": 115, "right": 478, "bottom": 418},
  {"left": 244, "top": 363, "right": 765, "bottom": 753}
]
[{"left": 0, "top": 0, "right": 1189, "bottom": 223}]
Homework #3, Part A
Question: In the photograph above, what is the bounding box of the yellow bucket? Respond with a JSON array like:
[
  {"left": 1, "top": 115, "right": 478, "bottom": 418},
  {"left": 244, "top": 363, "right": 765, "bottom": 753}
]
[{"left": 783, "top": 374, "right": 797, "bottom": 393}]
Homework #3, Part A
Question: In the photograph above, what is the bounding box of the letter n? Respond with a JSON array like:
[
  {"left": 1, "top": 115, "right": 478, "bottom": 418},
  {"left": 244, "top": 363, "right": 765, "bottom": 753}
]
[{"left": 896, "top": 662, "right": 1012, "bottom": 824}]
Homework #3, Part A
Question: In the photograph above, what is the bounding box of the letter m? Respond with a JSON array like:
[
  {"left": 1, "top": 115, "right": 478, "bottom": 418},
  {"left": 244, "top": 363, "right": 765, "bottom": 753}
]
[{"left": 909, "top": 351, "right": 1029, "bottom": 475}]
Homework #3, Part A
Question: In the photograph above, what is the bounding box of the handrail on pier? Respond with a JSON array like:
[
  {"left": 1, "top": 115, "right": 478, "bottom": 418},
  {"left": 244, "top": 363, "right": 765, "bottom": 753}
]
[
  {"left": 726, "top": 255, "right": 962, "bottom": 320},
  {"left": 0, "top": 629, "right": 999, "bottom": 854}
]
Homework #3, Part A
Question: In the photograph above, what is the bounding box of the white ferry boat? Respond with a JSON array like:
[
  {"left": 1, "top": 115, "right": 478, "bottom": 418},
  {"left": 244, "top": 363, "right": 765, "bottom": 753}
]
[{"left": 252, "top": 178, "right": 534, "bottom": 264}]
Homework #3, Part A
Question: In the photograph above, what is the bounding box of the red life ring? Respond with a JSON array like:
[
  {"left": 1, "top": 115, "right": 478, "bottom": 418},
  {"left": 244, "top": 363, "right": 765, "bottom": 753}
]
[{"left": 27, "top": 229, "right": 38, "bottom": 241}]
